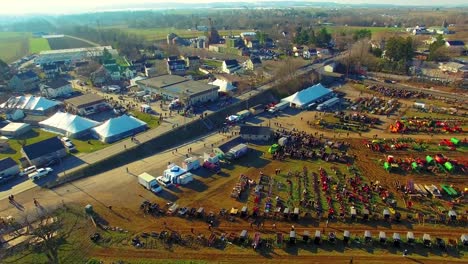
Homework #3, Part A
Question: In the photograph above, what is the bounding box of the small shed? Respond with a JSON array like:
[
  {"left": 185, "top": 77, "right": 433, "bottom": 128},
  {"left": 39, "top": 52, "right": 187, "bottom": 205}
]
[
  {"left": 448, "top": 210, "right": 457, "bottom": 221},
  {"left": 289, "top": 231, "right": 296, "bottom": 244},
  {"left": 379, "top": 231, "right": 386, "bottom": 243},
  {"left": 364, "top": 230, "right": 372, "bottom": 242},
  {"left": 343, "top": 230, "right": 350, "bottom": 244},
  {"left": 407, "top": 232, "right": 415, "bottom": 243},
  {"left": 0, "top": 122, "right": 32, "bottom": 137}
]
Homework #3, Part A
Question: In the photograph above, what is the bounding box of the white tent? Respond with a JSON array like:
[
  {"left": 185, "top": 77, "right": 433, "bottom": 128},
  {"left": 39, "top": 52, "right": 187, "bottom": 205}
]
[
  {"left": 281, "top": 83, "right": 332, "bottom": 108},
  {"left": 209, "top": 79, "right": 236, "bottom": 93},
  {"left": 92, "top": 114, "right": 147, "bottom": 143},
  {"left": 0, "top": 96, "right": 61, "bottom": 115},
  {"left": 39, "top": 112, "right": 100, "bottom": 138}
]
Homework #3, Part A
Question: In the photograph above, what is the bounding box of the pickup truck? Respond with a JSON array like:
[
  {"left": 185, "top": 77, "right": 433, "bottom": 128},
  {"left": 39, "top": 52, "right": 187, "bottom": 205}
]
[{"left": 29, "top": 167, "right": 53, "bottom": 181}]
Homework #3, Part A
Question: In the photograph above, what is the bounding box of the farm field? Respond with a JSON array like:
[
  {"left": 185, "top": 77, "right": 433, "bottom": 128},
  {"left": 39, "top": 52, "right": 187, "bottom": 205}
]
[
  {"left": 47, "top": 36, "right": 94, "bottom": 50},
  {"left": 106, "top": 26, "right": 245, "bottom": 41},
  {"left": 0, "top": 32, "right": 30, "bottom": 63},
  {"left": 326, "top": 26, "right": 404, "bottom": 34},
  {"left": 28, "top": 37, "right": 51, "bottom": 53}
]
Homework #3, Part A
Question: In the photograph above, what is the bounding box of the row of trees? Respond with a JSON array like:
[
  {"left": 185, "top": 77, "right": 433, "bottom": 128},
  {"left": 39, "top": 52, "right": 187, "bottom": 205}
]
[{"left": 293, "top": 27, "right": 332, "bottom": 48}]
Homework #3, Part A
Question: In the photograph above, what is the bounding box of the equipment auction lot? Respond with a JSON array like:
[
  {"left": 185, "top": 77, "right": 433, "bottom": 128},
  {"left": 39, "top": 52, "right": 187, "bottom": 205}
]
[{"left": 1, "top": 85, "right": 467, "bottom": 263}]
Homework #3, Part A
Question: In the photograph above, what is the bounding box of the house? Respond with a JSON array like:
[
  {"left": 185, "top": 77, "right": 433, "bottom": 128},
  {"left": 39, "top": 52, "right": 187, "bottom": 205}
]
[
  {"left": 42, "top": 64, "right": 60, "bottom": 79},
  {"left": 222, "top": 59, "right": 241, "bottom": 74},
  {"left": 21, "top": 137, "right": 67, "bottom": 167},
  {"left": 324, "top": 62, "right": 337, "bottom": 73},
  {"left": 9, "top": 70, "right": 40, "bottom": 92},
  {"left": 439, "top": 62, "right": 466, "bottom": 73},
  {"left": 91, "top": 66, "right": 110, "bottom": 86},
  {"left": 240, "top": 125, "right": 272, "bottom": 141},
  {"left": 137, "top": 75, "right": 219, "bottom": 106},
  {"left": 246, "top": 57, "right": 262, "bottom": 71},
  {"left": 445, "top": 40, "right": 466, "bottom": 54},
  {"left": 144, "top": 63, "right": 157, "bottom": 77},
  {"left": 104, "top": 65, "right": 121, "bottom": 81},
  {"left": 40, "top": 78, "right": 73, "bottom": 98},
  {"left": 184, "top": 56, "right": 201, "bottom": 71},
  {"left": 0, "top": 157, "right": 19, "bottom": 179},
  {"left": 0, "top": 122, "right": 32, "bottom": 137},
  {"left": 131, "top": 58, "right": 147, "bottom": 72},
  {"left": 167, "top": 59, "right": 187, "bottom": 75},
  {"left": 65, "top": 94, "right": 108, "bottom": 116}
]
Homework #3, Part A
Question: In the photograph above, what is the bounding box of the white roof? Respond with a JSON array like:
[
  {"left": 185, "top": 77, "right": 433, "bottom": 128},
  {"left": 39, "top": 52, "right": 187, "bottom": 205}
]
[
  {"left": 39, "top": 46, "right": 114, "bottom": 55},
  {"left": 0, "top": 96, "right": 61, "bottom": 112},
  {"left": 281, "top": 83, "right": 332, "bottom": 107},
  {"left": 0, "top": 122, "right": 30, "bottom": 133},
  {"left": 139, "top": 172, "right": 155, "bottom": 182},
  {"left": 92, "top": 114, "right": 146, "bottom": 139},
  {"left": 39, "top": 112, "right": 100, "bottom": 135},
  {"left": 209, "top": 79, "right": 236, "bottom": 92}
]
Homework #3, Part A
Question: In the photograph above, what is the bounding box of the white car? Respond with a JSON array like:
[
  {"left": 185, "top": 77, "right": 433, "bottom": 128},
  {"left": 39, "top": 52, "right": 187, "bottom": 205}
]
[
  {"left": 19, "top": 165, "right": 37, "bottom": 176},
  {"left": 156, "top": 176, "right": 173, "bottom": 188},
  {"left": 61, "top": 137, "right": 72, "bottom": 144},
  {"left": 29, "top": 167, "right": 53, "bottom": 181}
]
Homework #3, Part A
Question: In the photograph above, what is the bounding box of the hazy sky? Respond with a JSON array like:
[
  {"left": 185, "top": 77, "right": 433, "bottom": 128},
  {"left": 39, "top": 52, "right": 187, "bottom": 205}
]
[{"left": 3, "top": 0, "right": 464, "bottom": 15}]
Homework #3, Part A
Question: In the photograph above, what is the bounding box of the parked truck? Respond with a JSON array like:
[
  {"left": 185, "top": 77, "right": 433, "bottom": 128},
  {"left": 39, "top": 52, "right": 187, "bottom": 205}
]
[
  {"left": 138, "top": 172, "right": 163, "bottom": 194},
  {"left": 268, "top": 101, "right": 289, "bottom": 113},
  {"left": 226, "top": 144, "right": 249, "bottom": 160}
]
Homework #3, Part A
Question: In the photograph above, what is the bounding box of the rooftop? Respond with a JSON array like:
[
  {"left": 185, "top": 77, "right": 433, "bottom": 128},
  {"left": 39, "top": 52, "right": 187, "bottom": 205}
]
[
  {"left": 0, "top": 157, "right": 17, "bottom": 171},
  {"left": 163, "top": 80, "right": 219, "bottom": 96},
  {"left": 43, "top": 78, "right": 70, "bottom": 89},
  {"left": 39, "top": 46, "right": 114, "bottom": 55},
  {"left": 22, "top": 137, "right": 65, "bottom": 160},
  {"left": 240, "top": 125, "right": 272, "bottom": 136},
  {"left": 0, "top": 122, "right": 30, "bottom": 133},
  {"left": 65, "top": 94, "right": 105, "bottom": 108},
  {"left": 137, "top": 75, "right": 187, "bottom": 88},
  {"left": 15, "top": 70, "right": 38, "bottom": 80},
  {"left": 224, "top": 59, "right": 239, "bottom": 67}
]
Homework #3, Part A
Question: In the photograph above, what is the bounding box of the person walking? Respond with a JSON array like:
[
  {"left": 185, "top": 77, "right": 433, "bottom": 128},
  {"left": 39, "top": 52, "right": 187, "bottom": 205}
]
[{"left": 33, "top": 198, "right": 39, "bottom": 207}]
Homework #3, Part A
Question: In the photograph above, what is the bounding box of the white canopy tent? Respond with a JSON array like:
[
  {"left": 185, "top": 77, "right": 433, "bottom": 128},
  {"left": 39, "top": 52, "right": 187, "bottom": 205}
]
[
  {"left": 209, "top": 79, "right": 236, "bottom": 93},
  {"left": 39, "top": 112, "right": 100, "bottom": 138},
  {"left": 281, "top": 83, "right": 332, "bottom": 109},
  {"left": 92, "top": 114, "right": 147, "bottom": 143}
]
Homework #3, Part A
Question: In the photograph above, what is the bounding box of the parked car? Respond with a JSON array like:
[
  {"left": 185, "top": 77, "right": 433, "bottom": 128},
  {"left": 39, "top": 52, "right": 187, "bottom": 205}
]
[
  {"left": 19, "top": 165, "right": 37, "bottom": 176},
  {"left": 29, "top": 167, "right": 53, "bottom": 181}
]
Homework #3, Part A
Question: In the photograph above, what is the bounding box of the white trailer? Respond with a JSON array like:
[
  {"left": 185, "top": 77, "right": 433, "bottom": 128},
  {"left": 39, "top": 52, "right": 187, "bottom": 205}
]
[
  {"left": 269, "top": 101, "right": 289, "bottom": 113},
  {"left": 138, "top": 172, "right": 162, "bottom": 193},
  {"left": 182, "top": 157, "right": 200, "bottom": 171},
  {"left": 179, "top": 172, "right": 193, "bottom": 185}
]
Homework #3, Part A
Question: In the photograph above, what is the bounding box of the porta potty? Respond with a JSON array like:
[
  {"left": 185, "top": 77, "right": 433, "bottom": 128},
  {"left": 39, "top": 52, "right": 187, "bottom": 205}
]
[
  {"left": 444, "top": 162, "right": 454, "bottom": 172},
  {"left": 426, "top": 155, "right": 434, "bottom": 164},
  {"left": 450, "top": 137, "right": 460, "bottom": 145}
]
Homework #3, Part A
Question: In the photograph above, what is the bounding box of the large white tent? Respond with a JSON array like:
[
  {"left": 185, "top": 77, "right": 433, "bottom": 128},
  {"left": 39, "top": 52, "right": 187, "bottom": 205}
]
[
  {"left": 281, "top": 83, "right": 332, "bottom": 108},
  {"left": 92, "top": 114, "right": 147, "bottom": 143},
  {"left": 209, "top": 79, "right": 236, "bottom": 93},
  {"left": 39, "top": 112, "right": 100, "bottom": 138},
  {"left": 0, "top": 96, "right": 61, "bottom": 115}
]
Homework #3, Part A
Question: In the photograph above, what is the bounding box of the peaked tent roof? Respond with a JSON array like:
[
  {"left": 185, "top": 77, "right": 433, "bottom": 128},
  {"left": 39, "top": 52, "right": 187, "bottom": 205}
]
[
  {"left": 92, "top": 114, "right": 146, "bottom": 138},
  {"left": 0, "top": 96, "right": 61, "bottom": 111},
  {"left": 39, "top": 112, "right": 100, "bottom": 134},
  {"left": 281, "top": 83, "right": 332, "bottom": 107}
]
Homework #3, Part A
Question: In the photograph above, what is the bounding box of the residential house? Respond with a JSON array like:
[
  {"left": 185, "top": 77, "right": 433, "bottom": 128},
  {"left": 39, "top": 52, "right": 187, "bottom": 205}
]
[
  {"left": 445, "top": 40, "right": 466, "bottom": 55},
  {"left": 131, "top": 58, "right": 147, "bottom": 72},
  {"left": 324, "top": 62, "right": 337, "bottom": 73},
  {"left": 240, "top": 125, "right": 272, "bottom": 141},
  {"left": 42, "top": 64, "right": 60, "bottom": 79},
  {"left": 439, "top": 62, "right": 468, "bottom": 78},
  {"left": 105, "top": 65, "right": 121, "bottom": 81},
  {"left": 222, "top": 59, "right": 241, "bottom": 74},
  {"left": 9, "top": 70, "right": 40, "bottom": 92},
  {"left": 21, "top": 137, "right": 67, "bottom": 167},
  {"left": 39, "top": 78, "right": 73, "bottom": 98},
  {"left": 167, "top": 59, "right": 187, "bottom": 75},
  {"left": 184, "top": 56, "right": 201, "bottom": 71},
  {"left": 91, "top": 66, "right": 109, "bottom": 86},
  {"left": 0, "top": 157, "right": 19, "bottom": 179},
  {"left": 246, "top": 57, "right": 262, "bottom": 71},
  {"left": 144, "top": 63, "right": 157, "bottom": 77}
]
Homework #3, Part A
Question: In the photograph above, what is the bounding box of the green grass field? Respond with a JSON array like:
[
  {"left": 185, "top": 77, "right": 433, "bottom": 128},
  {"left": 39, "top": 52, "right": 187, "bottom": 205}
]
[
  {"left": 0, "top": 32, "right": 30, "bottom": 63},
  {"left": 130, "top": 111, "right": 160, "bottom": 129},
  {"left": 106, "top": 26, "right": 245, "bottom": 41},
  {"left": 29, "top": 37, "right": 51, "bottom": 53}
]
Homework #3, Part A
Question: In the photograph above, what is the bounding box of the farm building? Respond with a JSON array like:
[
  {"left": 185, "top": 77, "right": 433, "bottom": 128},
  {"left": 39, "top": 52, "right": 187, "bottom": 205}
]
[
  {"left": 0, "top": 157, "right": 19, "bottom": 179},
  {"left": 137, "top": 75, "right": 219, "bottom": 106},
  {"left": 21, "top": 137, "right": 67, "bottom": 167},
  {"left": 324, "top": 62, "right": 337, "bottom": 73},
  {"left": 65, "top": 94, "right": 108, "bottom": 116},
  {"left": 35, "top": 46, "right": 118, "bottom": 65},
  {"left": 39, "top": 112, "right": 100, "bottom": 138},
  {"left": 0, "top": 122, "right": 32, "bottom": 137},
  {"left": 240, "top": 125, "right": 272, "bottom": 141},
  {"left": 246, "top": 57, "right": 262, "bottom": 70},
  {"left": 92, "top": 114, "right": 147, "bottom": 143},
  {"left": 39, "top": 78, "right": 73, "bottom": 99},
  {"left": 0, "top": 96, "right": 61, "bottom": 116},
  {"left": 8, "top": 71, "right": 40, "bottom": 92},
  {"left": 281, "top": 83, "right": 332, "bottom": 109}
]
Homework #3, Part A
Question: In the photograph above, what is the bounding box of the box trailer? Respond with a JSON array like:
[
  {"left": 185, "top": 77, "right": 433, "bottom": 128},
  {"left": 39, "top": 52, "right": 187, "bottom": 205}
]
[
  {"left": 269, "top": 101, "right": 289, "bottom": 113},
  {"left": 182, "top": 157, "right": 200, "bottom": 171},
  {"left": 236, "top": 110, "right": 251, "bottom": 120},
  {"left": 138, "top": 172, "right": 162, "bottom": 193},
  {"left": 179, "top": 172, "right": 193, "bottom": 185},
  {"left": 226, "top": 144, "right": 248, "bottom": 160}
]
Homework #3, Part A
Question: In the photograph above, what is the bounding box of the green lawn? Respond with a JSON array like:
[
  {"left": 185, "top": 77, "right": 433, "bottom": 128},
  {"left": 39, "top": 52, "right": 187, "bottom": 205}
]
[
  {"left": 130, "top": 111, "right": 160, "bottom": 129},
  {"left": 73, "top": 138, "right": 108, "bottom": 153},
  {"left": 202, "top": 59, "right": 222, "bottom": 68},
  {"left": 29, "top": 37, "right": 51, "bottom": 53},
  {"left": 106, "top": 26, "right": 244, "bottom": 41},
  {"left": 0, "top": 32, "right": 30, "bottom": 63},
  {"left": 0, "top": 129, "right": 58, "bottom": 162}
]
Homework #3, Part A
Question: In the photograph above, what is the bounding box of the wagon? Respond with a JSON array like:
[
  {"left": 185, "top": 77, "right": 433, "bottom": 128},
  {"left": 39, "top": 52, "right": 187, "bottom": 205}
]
[
  {"left": 239, "top": 230, "right": 248, "bottom": 243},
  {"left": 343, "top": 230, "right": 350, "bottom": 245},
  {"left": 303, "top": 231, "right": 310, "bottom": 243},
  {"left": 393, "top": 233, "right": 401, "bottom": 247},
  {"left": 314, "top": 230, "right": 321, "bottom": 245},
  {"left": 350, "top": 207, "right": 357, "bottom": 220},
  {"left": 461, "top": 234, "right": 468, "bottom": 246},
  {"left": 448, "top": 210, "right": 457, "bottom": 221},
  {"left": 362, "top": 209, "right": 369, "bottom": 221},
  {"left": 241, "top": 206, "right": 248, "bottom": 217},
  {"left": 423, "top": 234, "right": 432, "bottom": 247},
  {"left": 289, "top": 231, "right": 296, "bottom": 245},
  {"left": 328, "top": 232, "right": 336, "bottom": 244},
  {"left": 283, "top": 208, "right": 290, "bottom": 219},
  {"left": 364, "top": 230, "right": 372, "bottom": 243},
  {"left": 436, "top": 237, "right": 446, "bottom": 250},
  {"left": 406, "top": 232, "right": 415, "bottom": 244},
  {"left": 208, "top": 233, "right": 217, "bottom": 247},
  {"left": 379, "top": 231, "right": 386, "bottom": 243},
  {"left": 196, "top": 207, "right": 205, "bottom": 218},
  {"left": 292, "top": 208, "right": 300, "bottom": 221},
  {"left": 383, "top": 209, "right": 390, "bottom": 221}
]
